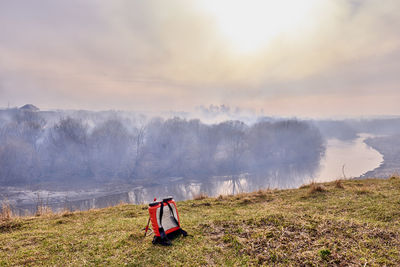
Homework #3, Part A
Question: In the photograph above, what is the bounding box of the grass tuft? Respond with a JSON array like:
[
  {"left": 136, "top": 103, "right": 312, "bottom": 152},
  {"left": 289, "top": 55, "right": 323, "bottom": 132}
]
[
  {"left": 355, "top": 186, "right": 371, "bottom": 195},
  {"left": 299, "top": 183, "right": 311, "bottom": 189},
  {"left": 319, "top": 249, "right": 331, "bottom": 261},
  {"left": 193, "top": 192, "right": 208, "bottom": 200},
  {"left": 0, "top": 219, "right": 22, "bottom": 233},
  {"left": 0, "top": 201, "right": 12, "bottom": 221},
  {"left": 217, "top": 194, "right": 227, "bottom": 201},
  {"left": 308, "top": 183, "right": 327, "bottom": 195},
  {"left": 35, "top": 205, "right": 53, "bottom": 217},
  {"left": 334, "top": 179, "right": 345, "bottom": 189}
]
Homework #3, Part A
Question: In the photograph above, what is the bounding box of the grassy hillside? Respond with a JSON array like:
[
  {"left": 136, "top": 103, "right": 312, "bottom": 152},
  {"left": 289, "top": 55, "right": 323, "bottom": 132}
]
[{"left": 1, "top": 178, "right": 400, "bottom": 266}]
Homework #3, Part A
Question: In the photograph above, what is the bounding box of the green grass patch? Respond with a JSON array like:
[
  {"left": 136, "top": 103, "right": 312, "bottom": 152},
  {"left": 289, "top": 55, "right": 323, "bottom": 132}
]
[{"left": 1, "top": 178, "right": 400, "bottom": 265}]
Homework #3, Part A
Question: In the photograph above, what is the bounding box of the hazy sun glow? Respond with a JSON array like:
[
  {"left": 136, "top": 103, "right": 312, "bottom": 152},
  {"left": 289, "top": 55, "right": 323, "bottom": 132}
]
[{"left": 200, "top": 0, "right": 319, "bottom": 53}]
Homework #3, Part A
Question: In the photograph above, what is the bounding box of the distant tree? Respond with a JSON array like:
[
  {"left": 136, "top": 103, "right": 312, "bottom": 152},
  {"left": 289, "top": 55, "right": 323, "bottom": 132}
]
[
  {"left": 196, "top": 123, "right": 220, "bottom": 175},
  {"left": 247, "top": 120, "right": 324, "bottom": 174},
  {"left": 144, "top": 117, "right": 188, "bottom": 178},
  {"left": 45, "top": 117, "right": 90, "bottom": 181},
  {"left": 0, "top": 110, "right": 46, "bottom": 149},
  {"left": 0, "top": 138, "right": 38, "bottom": 185},
  {"left": 143, "top": 117, "right": 207, "bottom": 178},
  {"left": 130, "top": 122, "right": 147, "bottom": 180},
  {"left": 214, "top": 120, "right": 248, "bottom": 175},
  {"left": 88, "top": 119, "right": 132, "bottom": 181}
]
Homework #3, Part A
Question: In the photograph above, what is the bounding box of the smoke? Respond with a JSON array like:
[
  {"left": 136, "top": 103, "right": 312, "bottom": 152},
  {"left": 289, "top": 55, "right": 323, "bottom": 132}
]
[
  {"left": 0, "top": 0, "right": 399, "bottom": 116},
  {"left": 0, "top": 107, "right": 325, "bottom": 187}
]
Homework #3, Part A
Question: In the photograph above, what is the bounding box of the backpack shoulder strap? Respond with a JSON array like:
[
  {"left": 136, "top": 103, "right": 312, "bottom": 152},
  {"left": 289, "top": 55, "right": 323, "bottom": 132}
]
[
  {"left": 165, "top": 201, "right": 180, "bottom": 227},
  {"left": 159, "top": 201, "right": 164, "bottom": 227}
]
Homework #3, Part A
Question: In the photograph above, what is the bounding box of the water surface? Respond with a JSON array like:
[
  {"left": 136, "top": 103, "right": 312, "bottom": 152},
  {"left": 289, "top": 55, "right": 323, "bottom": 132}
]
[{"left": 315, "top": 134, "right": 383, "bottom": 182}]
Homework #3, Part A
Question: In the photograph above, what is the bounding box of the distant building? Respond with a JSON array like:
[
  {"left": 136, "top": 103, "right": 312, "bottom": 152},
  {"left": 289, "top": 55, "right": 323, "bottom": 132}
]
[{"left": 19, "top": 104, "right": 40, "bottom": 112}]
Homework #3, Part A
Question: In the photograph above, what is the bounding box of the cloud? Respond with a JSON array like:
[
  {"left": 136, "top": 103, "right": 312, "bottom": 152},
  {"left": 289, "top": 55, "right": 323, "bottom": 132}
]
[{"left": 0, "top": 0, "right": 399, "bottom": 116}]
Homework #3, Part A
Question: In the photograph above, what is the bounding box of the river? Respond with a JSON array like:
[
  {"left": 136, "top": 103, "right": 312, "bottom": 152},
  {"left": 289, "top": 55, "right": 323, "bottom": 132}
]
[{"left": 315, "top": 134, "right": 383, "bottom": 182}]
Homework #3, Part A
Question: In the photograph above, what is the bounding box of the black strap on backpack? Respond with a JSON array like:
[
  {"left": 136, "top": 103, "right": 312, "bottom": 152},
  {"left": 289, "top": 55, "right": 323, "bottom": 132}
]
[
  {"left": 159, "top": 201, "right": 164, "bottom": 227},
  {"left": 158, "top": 202, "right": 167, "bottom": 240}
]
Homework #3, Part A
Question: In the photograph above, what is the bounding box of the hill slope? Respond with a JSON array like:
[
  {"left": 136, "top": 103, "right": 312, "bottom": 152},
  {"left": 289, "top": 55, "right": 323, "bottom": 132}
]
[{"left": 1, "top": 178, "right": 400, "bottom": 266}]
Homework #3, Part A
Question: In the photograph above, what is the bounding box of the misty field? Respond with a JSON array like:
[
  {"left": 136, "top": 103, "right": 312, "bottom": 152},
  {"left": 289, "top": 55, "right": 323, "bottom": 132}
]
[{"left": 1, "top": 177, "right": 400, "bottom": 266}]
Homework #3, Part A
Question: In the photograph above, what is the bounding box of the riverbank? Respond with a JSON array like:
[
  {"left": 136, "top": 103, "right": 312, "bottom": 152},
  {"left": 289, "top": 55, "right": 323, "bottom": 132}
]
[
  {"left": 1, "top": 177, "right": 400, "bottom": 265},
  {"left": 362, "top": 135, "right": 400, "bottom": 178}
]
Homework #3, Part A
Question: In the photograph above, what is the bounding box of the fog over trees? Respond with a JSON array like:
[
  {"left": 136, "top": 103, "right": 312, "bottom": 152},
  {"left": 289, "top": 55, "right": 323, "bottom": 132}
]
[{"left": 0, "top": 107, "right": 325, "bottom": 187}]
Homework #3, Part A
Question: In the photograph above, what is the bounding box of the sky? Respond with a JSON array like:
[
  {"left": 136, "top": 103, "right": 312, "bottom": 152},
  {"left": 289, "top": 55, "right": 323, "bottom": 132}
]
[{"left": 0, "top": 0, "right": 399, "bottom": 118}]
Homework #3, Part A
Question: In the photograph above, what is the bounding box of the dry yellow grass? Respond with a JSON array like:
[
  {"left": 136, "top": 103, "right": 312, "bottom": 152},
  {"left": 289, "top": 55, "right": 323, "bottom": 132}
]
[
  {"left": 308, "top": 182, "right": 327, "bottom": 195},
  {"left": 193, "top": 192, "right": 208, "bottom": 200},
  {"left": 1, "top": 178, "right": 400, "bottom": 266},
  {"left": 0, "top": 201, "right": 12, "bottom": 221},
  {"left": 334, "top": 179, "right": 345, "bottom": 189}
]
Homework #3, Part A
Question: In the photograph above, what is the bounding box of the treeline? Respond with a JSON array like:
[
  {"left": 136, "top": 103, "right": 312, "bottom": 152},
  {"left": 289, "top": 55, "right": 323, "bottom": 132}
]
[{"left": 0, "top": 109, "right": 325, "bottom": 186}]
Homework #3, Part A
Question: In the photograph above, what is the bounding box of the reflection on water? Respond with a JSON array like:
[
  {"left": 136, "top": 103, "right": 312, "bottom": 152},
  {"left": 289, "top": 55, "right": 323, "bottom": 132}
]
[
  {"left": 8, "top": 134, "right": 383, "bottom": 215},
  {"left": 315, "top": 134, "right": 383, "bottom": 182}
]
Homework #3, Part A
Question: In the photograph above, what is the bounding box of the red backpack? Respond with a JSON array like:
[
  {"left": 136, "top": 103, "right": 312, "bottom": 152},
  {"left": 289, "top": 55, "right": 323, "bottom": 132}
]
[{"left": 146, "top": 197, "right": 187, "bottom": 245}]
